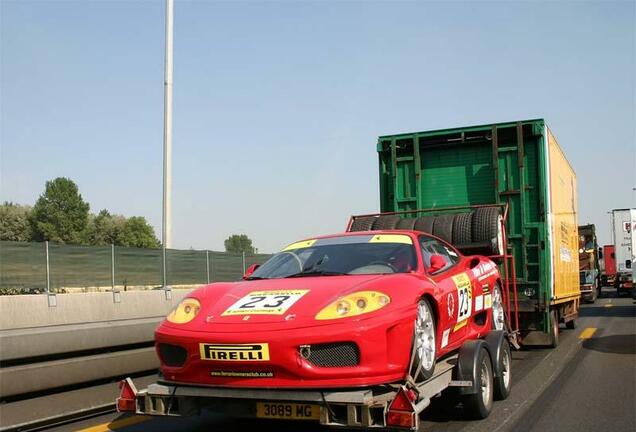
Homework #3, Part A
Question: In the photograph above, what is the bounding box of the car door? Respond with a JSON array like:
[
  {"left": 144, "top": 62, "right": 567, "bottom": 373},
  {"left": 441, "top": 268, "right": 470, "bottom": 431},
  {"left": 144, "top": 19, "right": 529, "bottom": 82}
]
[{"left": 418, "top": 235, "right": 470, "bottom": 353}]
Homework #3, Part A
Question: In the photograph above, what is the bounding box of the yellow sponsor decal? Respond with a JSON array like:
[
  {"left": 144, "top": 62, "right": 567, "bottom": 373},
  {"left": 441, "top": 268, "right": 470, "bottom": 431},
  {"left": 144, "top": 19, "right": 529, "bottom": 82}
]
[
  {"left": 283, "top": 239, "right": 316, "bottom": 251},
  {"left": 484, "top": 293, "right": 492, "bottom": 309},
  {"left": 368, "top": 234, "right": 413, "bottom": 244},
  {"left": 222, "top": 290, "right": 309, "bottom": 316},
  {"left": 453, "top": 320, "right": 468, "bottom": 332},
  {"left": 200, "top": 343, "right": 270, "bottom": 361},
  {"left": 452, "top": 273, "right": 472, "bottom": 324}
]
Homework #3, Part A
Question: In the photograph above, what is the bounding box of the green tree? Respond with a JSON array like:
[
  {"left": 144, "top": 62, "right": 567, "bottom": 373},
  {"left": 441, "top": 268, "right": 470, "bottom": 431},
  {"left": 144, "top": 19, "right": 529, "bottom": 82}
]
[
  {"left": 224, "top": 234, "right": 256, "bottom": 254},
  {"left": 0, "top": 202, "right": 33, "bottom": 241},
  {"left": 117, "top": 216, "right": 161, "bottom": 248},
  {"left": 30, "top": 178, "right": 90, "bottom": 244},
  {"left": 84, "top": 209, "right": 127, "bottom": 245}
]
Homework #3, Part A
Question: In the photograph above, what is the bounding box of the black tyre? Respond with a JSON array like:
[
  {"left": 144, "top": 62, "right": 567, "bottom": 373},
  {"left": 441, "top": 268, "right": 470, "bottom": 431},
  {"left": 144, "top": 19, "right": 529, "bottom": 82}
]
[
  {"left": 472, "top": 207, "right": 503, "bottom": 255},
  {"left": 433, "top": 214, "right": 455, "bottom": 243},
  {"left": 565, "top": 318, "right": 576, "bottom": 330},
  {"left": 409, "top": 299, "right": 436, "bottom": 382},
  {"left": 463, "top": 347, "right": 494, "bottom": 419},
  {"left": 549, "top": 309, "right": 559, "bottom": 348},
  {"left": 372, "top": 215, "right": 400, "bottom": 230},
  {"left": 493, "top": 341, "right": 512, "bottom": 401},
  {"left": 396, "top": 217, "right": 417, "bottom": 230},
  {"left": 413, "top": 216, "right": 435, "bottom": 234},
  {"left": 349, "top": 216, "right": 376, "bottom": 232},
  {"left": 452, "top": 212, "right": 473, "bottom": 245}
]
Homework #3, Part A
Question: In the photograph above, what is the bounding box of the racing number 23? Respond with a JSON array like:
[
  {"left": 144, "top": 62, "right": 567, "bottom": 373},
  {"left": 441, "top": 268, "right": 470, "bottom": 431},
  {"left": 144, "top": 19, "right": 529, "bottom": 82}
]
[
  {"left": 452, "top": 273, "right": 472, "bottom": 323},
  {"left": 240, "top": 295, "right": 290, "bottom": 309},
  {"left": 222, "top": 290, "right": 310, "bottom": 316}
]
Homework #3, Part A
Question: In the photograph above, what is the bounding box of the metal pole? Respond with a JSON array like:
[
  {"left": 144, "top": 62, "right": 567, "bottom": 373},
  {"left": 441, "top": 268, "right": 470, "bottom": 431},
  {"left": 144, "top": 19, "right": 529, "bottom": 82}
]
[
  {"left": 162, "top": 0, "right": 174, "bottom": 252},
  {"left": 242, "top": 251, "right": 246, "bottom": 274},
  {"left": 45, "top": 241, "right": 50, "bottom": 294},
  {"left": 111, "top": 244, "right": 116, "bottom": 291},
  {"left": 206, "top": 250, "right": 210, "bottom": 283}
]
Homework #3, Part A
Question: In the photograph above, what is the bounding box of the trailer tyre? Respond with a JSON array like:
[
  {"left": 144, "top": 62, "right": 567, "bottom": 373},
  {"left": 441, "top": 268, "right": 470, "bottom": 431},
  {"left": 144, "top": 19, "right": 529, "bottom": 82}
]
[
  {"left": 433, "top": 214, "right": 455, "bottom": 243},
  {"left": 452, "top": 212, "right": 473, "bottom": 246},
  {"left": 396, "top": 217, "right": 417, "bottom": 230},
  {"left": 549, "top": 309, "right": 559, "bottom": 348},
  {"left": 414, "top": 216, "right": 435, "bottom": 234},
  {"left": 372, "top": 215, "right": 401, "bottom": 230},
  {"left": 463, "top": 347, "right": 494, "bottom": 419},
  {"left": 349, "top": 216, "right": 376, "bottom": 232},
  {"left": 493, "top": 341, "right": 512, "bottom": 401},
  {"left": 472, "top": 207, "right": 503, "bottom": 255},
  {"left": 409, "top": 299, "right": 436, "bottom": 382}
]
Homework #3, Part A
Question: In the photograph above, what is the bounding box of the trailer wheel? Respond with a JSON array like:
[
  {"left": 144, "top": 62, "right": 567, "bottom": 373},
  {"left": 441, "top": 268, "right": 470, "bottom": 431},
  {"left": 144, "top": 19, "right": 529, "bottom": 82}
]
[
  {"left": 372, "top": 215, "right": 401, "bottom": 230},
  {"left": 472, "top": 207, "right": 503, "bottom": 255},
  {"left": 414, "top": 216, "right": 435, "bottom": 234},
  {"left": 452, "top": 212, "right": 473, "bottom": 246},
  {"left": 493, "top": 340, "right": 512, "bottom": 401},
  {"left": 410, "top": 299, "right": 436, "bottom": 382},
  {"left": 433, "top": 214, "right": 455, "bottom": 243},
  {"left": 549, "top": 309, "right": 559, "bottom": 348},
  {"left": 349, "top": 216, "right": 376, "bottom": 232},
  {"left": 396, "top": 217, "right": 417, "bottom": 230},
  {"left": 463, "top": 347, "right": 494, "bottom": 419}
]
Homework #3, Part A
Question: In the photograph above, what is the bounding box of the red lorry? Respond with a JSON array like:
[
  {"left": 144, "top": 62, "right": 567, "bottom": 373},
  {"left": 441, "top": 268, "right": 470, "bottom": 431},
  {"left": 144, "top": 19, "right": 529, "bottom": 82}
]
[{"left": 601, "top": 245, "right": 616, "bottom": 287}]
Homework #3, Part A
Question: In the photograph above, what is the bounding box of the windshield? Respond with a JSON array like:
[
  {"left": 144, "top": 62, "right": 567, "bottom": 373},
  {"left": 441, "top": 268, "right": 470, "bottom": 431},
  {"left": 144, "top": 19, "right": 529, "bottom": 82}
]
[{"left": 250, "top": 234, "right": 417, "bottom": 279}]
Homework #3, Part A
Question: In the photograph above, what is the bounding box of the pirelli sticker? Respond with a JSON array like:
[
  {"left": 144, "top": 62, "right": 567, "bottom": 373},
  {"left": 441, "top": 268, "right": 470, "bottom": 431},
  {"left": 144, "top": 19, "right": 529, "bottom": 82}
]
[{"left": 200, "top": 343, "right": 270, "bottom": 361}]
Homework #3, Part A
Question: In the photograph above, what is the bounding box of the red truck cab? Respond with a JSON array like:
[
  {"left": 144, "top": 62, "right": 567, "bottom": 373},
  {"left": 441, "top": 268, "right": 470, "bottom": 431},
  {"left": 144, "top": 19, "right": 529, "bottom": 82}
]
[{"left": 601, "top": 245, "right": 616, "bottom": 286}]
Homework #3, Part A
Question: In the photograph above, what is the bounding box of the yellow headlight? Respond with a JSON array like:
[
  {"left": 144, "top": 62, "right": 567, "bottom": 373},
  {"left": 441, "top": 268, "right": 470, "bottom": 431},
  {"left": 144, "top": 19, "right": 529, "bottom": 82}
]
[
  {"left": 315, "top": 291, "right": 391, "bottom": 320},
  {"left": 167, "top": 298, "right": 201, "bottom": 324}
]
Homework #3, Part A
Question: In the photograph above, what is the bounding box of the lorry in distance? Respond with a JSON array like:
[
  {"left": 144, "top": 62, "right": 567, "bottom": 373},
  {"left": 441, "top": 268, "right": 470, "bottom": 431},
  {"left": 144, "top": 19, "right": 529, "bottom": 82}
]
[
  {"left": 601, "top": 245, "right": 616, "bottom": 287},
  {"left": 611, "top": 208, "right": 636, "bottom": 295},
  {"left": 578, "top": 224, "right": 600, "bottom": 302}
]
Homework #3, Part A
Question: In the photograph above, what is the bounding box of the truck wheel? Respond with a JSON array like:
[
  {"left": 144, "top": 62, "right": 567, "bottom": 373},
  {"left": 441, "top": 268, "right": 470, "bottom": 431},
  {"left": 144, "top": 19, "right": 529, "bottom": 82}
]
[
  {"left": 472, "top": 207, "right": 503, "bottom": 255},
  {"left": 463, "top": 347, "right": 494, "bottom": 419},
  {"left": 549, "top": 310, "right": 559, "bottom": 348},
  {"left": 493, "top": 340, "right": 512, "bottom": 401},
  {"left": 409, "top": 299, "right": 436, "bottom": 382},
  {"left": 349, "top": 216, "right": 375, "bottom": 232},
  {"left": 414, "top": 216, "right": 435, "bottom": 234},
  {"left": 396, "top": 217, "right": 416, "bottom": 230},
  {"left": 372, "top": 215, "right": 400, "bottom": 230},
  {"left": 433, "top": 214, "right": 455, "bottom": 243},
  {"left": 452, "top": 212, "right": 473, "bottom": 246},
  {"left": 565, "top": 318, "right": 576, "bottom": 330}
]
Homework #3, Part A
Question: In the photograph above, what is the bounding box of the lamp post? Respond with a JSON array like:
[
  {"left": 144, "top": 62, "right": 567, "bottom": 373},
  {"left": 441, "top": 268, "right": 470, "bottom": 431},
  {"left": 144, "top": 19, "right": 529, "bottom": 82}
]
[{"left": 162, "top": 0, "right": 173, "bottom": 291}]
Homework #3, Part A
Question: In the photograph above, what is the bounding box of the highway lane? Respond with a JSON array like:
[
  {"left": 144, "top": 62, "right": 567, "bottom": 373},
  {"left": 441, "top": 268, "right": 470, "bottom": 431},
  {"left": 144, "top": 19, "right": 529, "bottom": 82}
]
[{"left": 48, "top": 288, "right": 635, "bottom": 432}]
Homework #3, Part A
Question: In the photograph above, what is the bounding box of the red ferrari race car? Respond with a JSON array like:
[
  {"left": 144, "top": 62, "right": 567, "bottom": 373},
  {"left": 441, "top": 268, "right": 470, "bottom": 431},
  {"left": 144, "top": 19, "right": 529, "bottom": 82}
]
[{"left": 155, "top": 230, "right": 507, "bottom": 390}]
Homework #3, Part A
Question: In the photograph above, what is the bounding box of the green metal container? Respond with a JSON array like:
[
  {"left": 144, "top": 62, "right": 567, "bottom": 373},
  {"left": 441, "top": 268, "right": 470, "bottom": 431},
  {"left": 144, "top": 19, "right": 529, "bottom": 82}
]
[{"left": 377, "top": 119, "right": 580, "bottom": 345}]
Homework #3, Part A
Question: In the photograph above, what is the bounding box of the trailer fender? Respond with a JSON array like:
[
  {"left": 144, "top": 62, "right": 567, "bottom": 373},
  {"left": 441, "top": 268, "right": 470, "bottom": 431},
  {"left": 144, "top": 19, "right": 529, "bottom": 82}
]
[
  {"left": 484, "top": 330, "right": 507, "bottom": 380},
  {"left": 455, "top": 339, "right": 489, "bottom": 395}
]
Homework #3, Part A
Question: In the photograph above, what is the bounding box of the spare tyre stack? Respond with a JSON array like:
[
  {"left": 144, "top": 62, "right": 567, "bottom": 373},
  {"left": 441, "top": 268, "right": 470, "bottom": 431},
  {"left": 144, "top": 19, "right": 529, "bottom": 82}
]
[{"left": 348, "top": 207, "right": 503, "bottom": 256}]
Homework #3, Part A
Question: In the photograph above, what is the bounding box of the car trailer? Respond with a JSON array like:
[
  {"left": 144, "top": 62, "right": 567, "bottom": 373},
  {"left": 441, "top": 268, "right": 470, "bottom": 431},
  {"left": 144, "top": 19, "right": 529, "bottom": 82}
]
[{"left": 117, "top": 331, "right": 511, "bottom": 430}]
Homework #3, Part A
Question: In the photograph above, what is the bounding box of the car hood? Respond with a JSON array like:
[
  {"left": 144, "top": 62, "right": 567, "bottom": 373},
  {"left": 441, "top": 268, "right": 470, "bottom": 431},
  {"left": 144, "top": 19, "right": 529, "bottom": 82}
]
[{"left": 164, "top": 273, "right": 414, "bottom": 332}]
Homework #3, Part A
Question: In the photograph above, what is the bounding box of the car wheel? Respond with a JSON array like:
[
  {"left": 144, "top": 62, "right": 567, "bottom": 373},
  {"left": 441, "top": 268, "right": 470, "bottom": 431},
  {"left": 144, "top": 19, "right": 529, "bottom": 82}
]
[
  {"left": 372, "top": 215, "right": 401, "bottom": 230},
  {"left": 493, "top": 340, "right": 512, "bottom": 400},
  {"left": 409, "top": 299, "right": 436, "bottom": 382},
  {"left": 414, "top": 216, "right": 435, "bottom": 234},
  {"left": 432, "top": 214, "right": 455, "bottom": 243},
  {"left": 549, "top": 309, "right": 559, "bottom": 348},
  {"left": 463, "top": 347, "right": 494, "bottom": 419},
  {"left": 349, "top": 216, "right": 376, "bottom": 232},
  {"left": 491, "top": 284, "right": 505, "bottom": 331},
  {"left": 452, "top": 212, "right": 473, "bottom": 246}
]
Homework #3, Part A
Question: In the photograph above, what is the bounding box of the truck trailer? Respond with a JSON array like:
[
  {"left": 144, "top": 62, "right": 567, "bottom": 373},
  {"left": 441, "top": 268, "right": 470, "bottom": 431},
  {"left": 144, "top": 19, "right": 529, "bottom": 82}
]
[
  {"left": 375, "top": 119, "right": 579, "bottom": 346},
  {"left": 611, "top": 208, "right": 636, "bottom": 295}
]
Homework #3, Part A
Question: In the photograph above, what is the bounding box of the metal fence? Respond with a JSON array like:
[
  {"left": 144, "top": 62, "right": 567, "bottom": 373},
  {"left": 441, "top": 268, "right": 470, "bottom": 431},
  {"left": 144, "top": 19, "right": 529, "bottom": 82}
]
[{"left": 0, "top": 240, "right": 272, "bottom": 294}]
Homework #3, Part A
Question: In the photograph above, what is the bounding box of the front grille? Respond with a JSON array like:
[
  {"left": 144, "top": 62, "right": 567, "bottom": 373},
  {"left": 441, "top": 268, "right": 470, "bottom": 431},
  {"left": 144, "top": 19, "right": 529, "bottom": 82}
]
[
  {"left": 301, "top": 342, "right": 360, "bottom": 367},
  {"left": 158, "top": 343, "right": 188, "bottom": 367}
]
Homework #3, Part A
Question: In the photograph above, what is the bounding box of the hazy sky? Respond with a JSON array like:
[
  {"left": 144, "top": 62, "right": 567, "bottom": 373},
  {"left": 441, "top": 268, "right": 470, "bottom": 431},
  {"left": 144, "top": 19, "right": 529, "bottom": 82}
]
[{"left": 1, "top": 0, "right": 635, "bottom": 252}]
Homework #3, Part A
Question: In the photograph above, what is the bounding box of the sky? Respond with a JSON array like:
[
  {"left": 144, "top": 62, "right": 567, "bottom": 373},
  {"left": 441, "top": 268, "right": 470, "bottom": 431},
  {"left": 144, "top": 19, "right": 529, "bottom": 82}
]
[{"left": 1, "top": 0, "right": 635, "bottom": 252}]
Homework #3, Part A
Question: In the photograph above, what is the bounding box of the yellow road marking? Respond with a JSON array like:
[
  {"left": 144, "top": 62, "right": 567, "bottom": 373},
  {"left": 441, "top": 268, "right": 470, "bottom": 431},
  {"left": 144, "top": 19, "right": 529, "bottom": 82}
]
[
  {"left": 77, "top": 415, "right": 151, "bottom": 432},
  {"left": 579, "top": 327, "right": 597, "bottom": 340},
  {"left": 604, "top": 304, "right": 613, "bottom": 308}
]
